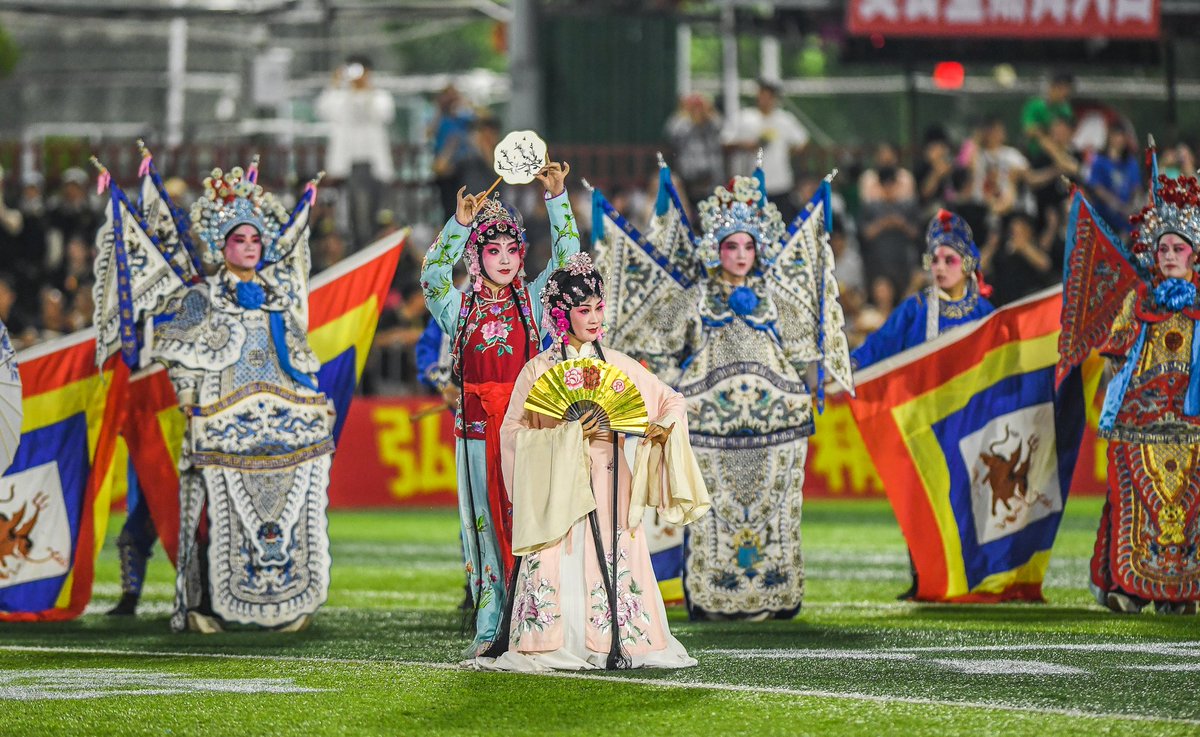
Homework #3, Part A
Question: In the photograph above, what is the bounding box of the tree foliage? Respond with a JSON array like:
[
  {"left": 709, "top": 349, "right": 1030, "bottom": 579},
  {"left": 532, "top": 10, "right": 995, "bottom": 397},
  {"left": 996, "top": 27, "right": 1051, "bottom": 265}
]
[
  {"left": 392, "top": 19, "right": 506, "bottom": 74},
  {"left": 0, "top": 22, "right": 19, "bottom": 77}
]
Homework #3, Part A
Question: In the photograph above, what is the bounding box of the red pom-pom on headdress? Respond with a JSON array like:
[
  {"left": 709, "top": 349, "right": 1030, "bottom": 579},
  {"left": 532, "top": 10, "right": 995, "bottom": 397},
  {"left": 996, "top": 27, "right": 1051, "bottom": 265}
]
[{"left": 975, "top": 270, "right": 993, "bottom": 299}]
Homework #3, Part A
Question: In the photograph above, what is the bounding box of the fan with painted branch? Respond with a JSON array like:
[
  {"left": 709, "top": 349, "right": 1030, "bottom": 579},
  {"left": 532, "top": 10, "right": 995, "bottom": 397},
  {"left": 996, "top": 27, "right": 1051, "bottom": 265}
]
[{"left": 524, "top": 358, "right": 648, "bottom": 436}]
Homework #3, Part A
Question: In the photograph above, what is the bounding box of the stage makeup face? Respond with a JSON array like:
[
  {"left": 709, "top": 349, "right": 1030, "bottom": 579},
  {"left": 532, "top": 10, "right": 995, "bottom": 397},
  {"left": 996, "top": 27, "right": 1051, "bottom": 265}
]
[
  {"left": 569, "top": 295, "right": 605, "bottom": 342},
  {"left": 719, "top": 232, "right": 757, "bottom": 279},
  {"left": 224, "top": 224, "right": 262, "bottom": 271},
  {"left": 481, "top": 233, "right": 521, "bottom": 288},
  {"left": 1156, "top": 232, "right": 1196, "bottom": 280},
  {"left": 930, "top": 246, "right": 967, "bottom": 294}
]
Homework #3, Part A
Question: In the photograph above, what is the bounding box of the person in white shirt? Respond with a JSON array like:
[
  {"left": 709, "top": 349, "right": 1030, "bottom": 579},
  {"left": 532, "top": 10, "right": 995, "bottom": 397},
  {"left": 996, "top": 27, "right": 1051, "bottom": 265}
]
[
  {"left": 722, "top": 79, "right": 809, "bottom": 223},
  {"left": 315, "top": 55, "right": 396, "bottom": 251},
  {"left": 964, "top": 116, "right": 1030, "bottom": 245}
]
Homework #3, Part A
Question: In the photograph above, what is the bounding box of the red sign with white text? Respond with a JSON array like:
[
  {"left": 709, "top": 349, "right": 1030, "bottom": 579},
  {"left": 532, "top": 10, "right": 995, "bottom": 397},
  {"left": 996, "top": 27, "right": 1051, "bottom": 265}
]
[{"left": 847, "top": 0, "right": 1159, "bottom": 39}]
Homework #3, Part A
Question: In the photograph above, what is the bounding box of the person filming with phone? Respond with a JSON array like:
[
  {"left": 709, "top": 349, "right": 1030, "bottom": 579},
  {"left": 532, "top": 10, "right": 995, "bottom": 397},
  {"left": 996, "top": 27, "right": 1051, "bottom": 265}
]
[{"left": 316, "top": 55, "right": 396, "bottom": 252}]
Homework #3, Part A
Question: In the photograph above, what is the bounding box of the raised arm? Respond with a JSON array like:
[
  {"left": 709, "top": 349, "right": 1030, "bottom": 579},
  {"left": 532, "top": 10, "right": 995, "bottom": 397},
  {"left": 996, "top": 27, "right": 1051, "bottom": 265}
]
[
  {"left": 527, "top": 162, "right": 580, "bottom": 307},
  {"left": 421, "top": 187, "right": 476, "bottom": 334}
]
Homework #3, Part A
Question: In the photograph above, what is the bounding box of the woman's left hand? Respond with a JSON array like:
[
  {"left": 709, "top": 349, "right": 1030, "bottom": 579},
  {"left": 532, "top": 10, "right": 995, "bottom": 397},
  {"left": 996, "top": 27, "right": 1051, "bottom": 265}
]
[
  {"left": 643, "top": 422, "right": 675, "bottom": 448},
  {"left": 535, "top": 161, "right": 570, "bottom": 198}
]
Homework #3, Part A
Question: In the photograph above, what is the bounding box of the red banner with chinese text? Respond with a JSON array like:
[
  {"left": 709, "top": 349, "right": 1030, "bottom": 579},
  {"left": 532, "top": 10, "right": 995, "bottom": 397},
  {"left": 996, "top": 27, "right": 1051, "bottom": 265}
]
[
  {"left": 328, "top": 398, "right": 459, "bottom": 507},
  {"left": 326, "top": 386, "right": 1109, "bottom": 508},
  {"left": 846, "top": 0, "right": 1159, "bottom": 40}
]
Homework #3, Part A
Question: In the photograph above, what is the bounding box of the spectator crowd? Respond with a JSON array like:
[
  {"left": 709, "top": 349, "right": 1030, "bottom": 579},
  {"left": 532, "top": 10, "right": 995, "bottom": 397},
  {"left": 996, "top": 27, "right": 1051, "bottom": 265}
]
[
  {"left": 1, "top": 70, "right": 1182, "bottom": 394},
  {"left": 657, "top": 73, "right": 1174, "bottom": 351}
]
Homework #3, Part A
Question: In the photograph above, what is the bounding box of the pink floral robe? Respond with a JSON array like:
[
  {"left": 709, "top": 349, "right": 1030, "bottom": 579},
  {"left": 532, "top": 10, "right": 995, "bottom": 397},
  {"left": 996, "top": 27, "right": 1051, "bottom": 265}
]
[{"left": 483, "top": 341, "right": 696, "bottom": 671}]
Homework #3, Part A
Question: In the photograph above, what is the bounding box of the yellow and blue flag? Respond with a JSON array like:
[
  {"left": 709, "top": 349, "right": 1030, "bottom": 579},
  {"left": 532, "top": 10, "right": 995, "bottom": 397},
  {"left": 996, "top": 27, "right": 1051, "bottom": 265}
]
[
  {"left": 848, "top": 288, "right": 1087, "bottom": 602},
  {"left": 0, "top": 331, "right": 128, "bottom": 620},
  {"left": 308, "top": 229, "right": 408, "bottom": 438}
]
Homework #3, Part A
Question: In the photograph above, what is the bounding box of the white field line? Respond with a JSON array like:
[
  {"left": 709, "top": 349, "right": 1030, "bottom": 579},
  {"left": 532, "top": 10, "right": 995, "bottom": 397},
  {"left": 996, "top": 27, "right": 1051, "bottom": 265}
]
[
  {"left": 705, "top": 643, "right": 1200, "bottom": 657},
  {"left": 1, "top": 645, "right": 1199, "bottom": 727},
  {"left": 929, "top": 658, "right": 1089, "bottom": 676},
  {"left": 80, "top": 601, "right": 441, "bottom": 618},
  {"left": 87, "top": 585, "right": 458, "bottom": 609}
]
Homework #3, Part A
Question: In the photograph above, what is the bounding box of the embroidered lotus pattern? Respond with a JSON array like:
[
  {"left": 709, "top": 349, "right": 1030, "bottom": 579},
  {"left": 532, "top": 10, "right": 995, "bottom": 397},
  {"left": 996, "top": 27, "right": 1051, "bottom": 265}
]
[
  {"left": 588, "top": 545, "right": 652, "bottom": 646},
  {"left": 512, "top": 553, "right": 560, "bottom": 645}
]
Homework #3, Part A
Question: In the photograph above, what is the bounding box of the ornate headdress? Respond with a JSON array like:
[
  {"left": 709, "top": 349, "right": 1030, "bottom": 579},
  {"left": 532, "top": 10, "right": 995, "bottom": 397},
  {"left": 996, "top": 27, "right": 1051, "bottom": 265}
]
[
  {"left": 541, "top": 252, "right": 605, "bottom": 341},
  {"left": 463, "top": 196, "right": 527, "bottom": 292},
  {"left": 1130, "top": 173, "right": 1200, "bottom": 276},
  {"left": 190, "top": 161, "right": 288, "bottom": 265},
  {"left": 923, "top": 209, "right": 981, "bottom": 274},
  {"left": 696, "top": 175, "right": 785, "bottom": 270}
]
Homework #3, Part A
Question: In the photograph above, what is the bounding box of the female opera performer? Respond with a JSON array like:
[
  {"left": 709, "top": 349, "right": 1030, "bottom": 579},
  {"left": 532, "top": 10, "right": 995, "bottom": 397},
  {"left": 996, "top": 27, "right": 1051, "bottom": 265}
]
[
  {"left": 592, "top": 167, "right": 853, "bottom": 621},
  {"left": 1076, "top": 168, "right": 1200, "bottom": 615},
  {"left": 478, "top": 253, "right": 709, "bottom": 671},
  {"left": 851, "top": 209, "right": 995, "bottom": 371},
  {"left": 420, "top": 162, "right": 580, "bottom": 655},
  {"left": 850, "top": 209, "right": 994, "bottom": 598}
]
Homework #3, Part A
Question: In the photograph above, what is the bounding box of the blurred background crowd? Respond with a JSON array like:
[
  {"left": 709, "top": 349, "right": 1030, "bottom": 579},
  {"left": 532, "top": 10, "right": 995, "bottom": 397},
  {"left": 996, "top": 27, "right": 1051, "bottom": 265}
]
[{"left": 0, "top": 0, "right": 1196, "bottom": 395}]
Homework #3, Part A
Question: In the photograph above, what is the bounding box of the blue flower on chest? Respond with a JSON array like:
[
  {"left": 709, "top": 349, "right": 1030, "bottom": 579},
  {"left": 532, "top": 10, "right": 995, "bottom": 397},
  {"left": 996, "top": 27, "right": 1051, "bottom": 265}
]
[
  {"left": 236, "top": 281, "right": 266, "bottom": 310},
  {"left": 1153, "top": 278, "right": 1197, "bottom": 313},
  {"left": 728, "top": 286, "right": 759, "bottom": 316}
]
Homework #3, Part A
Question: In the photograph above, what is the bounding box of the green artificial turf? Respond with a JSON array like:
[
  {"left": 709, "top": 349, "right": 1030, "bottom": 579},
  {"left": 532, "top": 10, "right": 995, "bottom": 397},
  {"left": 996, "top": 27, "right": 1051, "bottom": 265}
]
[{"left": 3, "top": 498, "right": 1199, "bottom": 736}]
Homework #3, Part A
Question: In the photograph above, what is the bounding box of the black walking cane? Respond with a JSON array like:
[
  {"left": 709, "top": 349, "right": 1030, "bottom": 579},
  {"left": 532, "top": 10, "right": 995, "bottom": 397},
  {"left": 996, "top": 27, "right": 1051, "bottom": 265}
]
[{"left": 591, "top": 342, "right": 631, "bottom": 670}]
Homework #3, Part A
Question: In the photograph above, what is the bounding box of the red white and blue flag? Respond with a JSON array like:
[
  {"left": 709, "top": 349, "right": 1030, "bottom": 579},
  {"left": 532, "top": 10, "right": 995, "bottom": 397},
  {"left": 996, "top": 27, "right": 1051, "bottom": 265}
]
[
  {"left": 848, "top": 288, "right": 1088, "bottom": 602},
  {"left": 0, "top": 333, "right": 129, "bottom": 620}
]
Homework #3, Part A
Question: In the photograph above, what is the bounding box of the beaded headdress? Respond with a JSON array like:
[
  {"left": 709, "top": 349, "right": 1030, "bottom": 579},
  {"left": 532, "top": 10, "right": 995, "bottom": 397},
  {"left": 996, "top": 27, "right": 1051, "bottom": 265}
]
[
  {"left": 923, "top": 209, "right": 980, "bottom": 273},
  {"left": 1130, "top": 174, "right": 1200, "bottom": 275},
  {"left": 696, "top": 175, "right": 785, "bottom": 270},
  {"left": 464, "top": 196, "right": 527, "bottom": 292},
  {"left": 190, "top": 162, "right": 288, "bottom": 265},
  {"left": 541, "top": 252, "right": 605, "bottom": 341}
]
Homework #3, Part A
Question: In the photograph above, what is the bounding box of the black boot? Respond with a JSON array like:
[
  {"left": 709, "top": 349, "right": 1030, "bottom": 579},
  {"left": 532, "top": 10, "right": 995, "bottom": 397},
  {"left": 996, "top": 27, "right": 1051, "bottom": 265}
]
[
  {"left": 111, "top": 527, "right": 150, "bottom": 616},
  {"left": 106, "top": 592, "right": 140, "bottom": 616},
  {"left": 897, "top": 550, "right": 918, "bottom": 600}
]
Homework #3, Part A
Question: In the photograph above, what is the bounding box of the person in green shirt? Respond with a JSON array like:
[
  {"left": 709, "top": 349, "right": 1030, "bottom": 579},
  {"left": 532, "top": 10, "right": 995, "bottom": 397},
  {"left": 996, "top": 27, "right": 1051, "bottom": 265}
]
[{"left": 1022, "top": 72, "right": 1074, "bottom": 157}]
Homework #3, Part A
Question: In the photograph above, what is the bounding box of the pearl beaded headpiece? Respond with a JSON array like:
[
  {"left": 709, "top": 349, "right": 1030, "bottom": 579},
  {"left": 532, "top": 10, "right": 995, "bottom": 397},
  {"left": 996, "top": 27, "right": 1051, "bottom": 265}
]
[
  {"left": 190, "top": 163, "right": 288, "bottom": 265},
  {"left": 695, "top": 175, "right": 785, "bottom": 270}
]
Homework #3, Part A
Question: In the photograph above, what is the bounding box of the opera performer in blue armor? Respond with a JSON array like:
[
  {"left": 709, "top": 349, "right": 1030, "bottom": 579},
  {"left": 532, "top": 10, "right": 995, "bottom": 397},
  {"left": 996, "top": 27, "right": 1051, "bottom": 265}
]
[
  {"left": 92, "top": 152, "right": 337, "bottom": 633},
  {"left": 852, "top": 209, "right": 995, "bottom": 371},
  {"left": 851, "top": 209, "right": 995, "bottom": 598}
]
